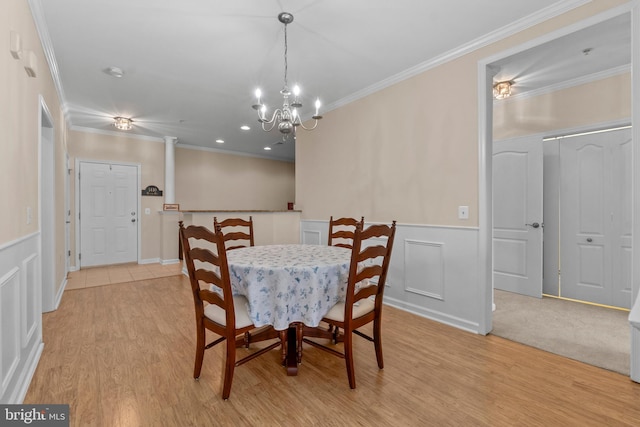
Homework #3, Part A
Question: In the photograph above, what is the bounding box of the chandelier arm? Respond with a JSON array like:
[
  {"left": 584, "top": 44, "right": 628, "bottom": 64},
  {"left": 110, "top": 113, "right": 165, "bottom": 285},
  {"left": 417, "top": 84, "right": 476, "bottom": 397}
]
[
  {"left": 258, "top": 109, "right": 283, "bottom": 132},
  {"left": 295, "top": 119, "right": 320, "bottom": 131}
]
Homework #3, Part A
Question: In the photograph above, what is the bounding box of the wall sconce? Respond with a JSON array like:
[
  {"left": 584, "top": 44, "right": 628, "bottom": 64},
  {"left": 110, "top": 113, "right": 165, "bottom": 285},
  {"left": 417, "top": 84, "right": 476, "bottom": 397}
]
[
  {"left": 114, "top": 117, "right": 133, "bottom": 130},
  {"left": 493, "top": 81, "right": 513, "bottom": 99}
]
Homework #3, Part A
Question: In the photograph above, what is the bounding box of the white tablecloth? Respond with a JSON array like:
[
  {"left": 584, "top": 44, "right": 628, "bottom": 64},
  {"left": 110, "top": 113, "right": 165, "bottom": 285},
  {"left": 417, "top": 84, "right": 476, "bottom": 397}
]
[{"left": 227, "top": 244, "right": 351, "bottom": 330}]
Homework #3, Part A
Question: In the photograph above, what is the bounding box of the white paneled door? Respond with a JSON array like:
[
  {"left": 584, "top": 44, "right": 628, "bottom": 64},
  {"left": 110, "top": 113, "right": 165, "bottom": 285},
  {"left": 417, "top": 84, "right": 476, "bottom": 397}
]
[
  {"left": 79, "top": 161, "right": 138, "bottom": 268},
  {"left": 493, "top": 136, "right": 544, "bottom": 298},
  {"left": 560, "top": 128, "right": 632, "bottom": 308}
]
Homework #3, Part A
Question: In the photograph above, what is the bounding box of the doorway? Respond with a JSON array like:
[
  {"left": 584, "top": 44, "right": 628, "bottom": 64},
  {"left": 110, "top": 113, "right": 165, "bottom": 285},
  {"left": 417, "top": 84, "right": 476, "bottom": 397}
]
[
  {"left": 77, "top": 160, "right": 140, "bottom": 268},
  {"left": 478, "top": 6, "right": 638, "bottom": 377}
]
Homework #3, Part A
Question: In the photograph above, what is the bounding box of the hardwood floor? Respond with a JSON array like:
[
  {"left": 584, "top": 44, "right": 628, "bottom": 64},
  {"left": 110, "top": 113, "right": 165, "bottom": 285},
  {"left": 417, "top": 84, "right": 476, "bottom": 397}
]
[{"left": 25, "top": 274, "right": 640, "bottom": 426}]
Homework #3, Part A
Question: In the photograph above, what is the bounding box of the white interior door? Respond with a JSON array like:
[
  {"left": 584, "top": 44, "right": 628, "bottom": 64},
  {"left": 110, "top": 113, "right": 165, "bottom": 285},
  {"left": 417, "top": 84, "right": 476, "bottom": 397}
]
[
  {"left": 493, "top": 135, "right": 544, "bottom": 298},
  {"left": 560, "top": 128, "right": 632, "bottom": 308},
  {"left": 79, "top": 161, "right": 138, "bottom": 268}
]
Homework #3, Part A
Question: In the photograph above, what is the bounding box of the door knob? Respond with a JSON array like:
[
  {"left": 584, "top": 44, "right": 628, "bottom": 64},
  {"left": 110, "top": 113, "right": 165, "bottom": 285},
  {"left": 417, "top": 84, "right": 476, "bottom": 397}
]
[
  {"left": 131, "top": 218, "right": 136, "bottom": 223},
  {"left": 586, "top": 237, "right": 593, "bottom": 242},
  {"left": 526, "top": 222, "right": 540, "bottom": 228}
]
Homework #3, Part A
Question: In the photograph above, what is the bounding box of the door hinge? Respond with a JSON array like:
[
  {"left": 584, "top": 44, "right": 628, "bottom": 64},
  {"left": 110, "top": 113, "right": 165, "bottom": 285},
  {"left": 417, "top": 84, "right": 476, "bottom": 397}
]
[
  {"left": 79, "top": 253, "right": 81, "bottom": 260},
  {"left": 68, "top": 250, "right": 71, "bottom": 257}
]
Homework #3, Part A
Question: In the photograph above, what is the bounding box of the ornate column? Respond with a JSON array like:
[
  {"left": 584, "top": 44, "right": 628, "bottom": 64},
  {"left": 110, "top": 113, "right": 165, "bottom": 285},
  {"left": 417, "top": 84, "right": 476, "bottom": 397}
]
[{"left": 164, "top": 136, "right": 178, "bottom": 204}]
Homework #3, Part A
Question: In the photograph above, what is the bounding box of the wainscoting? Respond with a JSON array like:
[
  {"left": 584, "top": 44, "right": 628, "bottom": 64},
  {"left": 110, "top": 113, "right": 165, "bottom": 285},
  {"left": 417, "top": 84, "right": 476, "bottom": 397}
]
[
  {"left": 0, "top": 233, "right": 43, "bottom": 403},
  {"left": 301, "top": 220, "right": 481, "bottom": 333}
]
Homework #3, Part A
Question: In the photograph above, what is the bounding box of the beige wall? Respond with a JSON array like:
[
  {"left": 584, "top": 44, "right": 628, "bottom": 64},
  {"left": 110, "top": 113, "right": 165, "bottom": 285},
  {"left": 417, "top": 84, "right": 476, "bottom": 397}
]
[
  {"left": 295, "top": 0, "right": 629, "bottom": 227},
  {"left": 67, "top": 131, "right": 295, "bottom": 263},
  {"left": 494, "top": 72, "right": 631, "bottom": 140},
  {"left": 1, "top": 0, "right": 67, "bottom": 286},
  {"left": 175, "top": 148, "right": 295, "bottom": 211}
]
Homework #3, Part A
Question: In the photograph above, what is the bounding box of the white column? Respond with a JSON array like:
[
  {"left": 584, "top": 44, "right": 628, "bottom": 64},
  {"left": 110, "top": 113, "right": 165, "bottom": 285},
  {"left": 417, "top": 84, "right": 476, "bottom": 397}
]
[{"left": 164, "top": 136, "right": 178, "bottom": 204}]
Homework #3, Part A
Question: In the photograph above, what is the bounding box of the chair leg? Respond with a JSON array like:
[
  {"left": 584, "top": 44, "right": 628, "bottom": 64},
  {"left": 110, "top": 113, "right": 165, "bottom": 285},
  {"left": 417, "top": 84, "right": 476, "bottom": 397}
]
[
  {"left": 221, "top": 338, "right": 236, "bottom": 400},
  {"left": 279, "top": 329, "right": 287, "bottom": 365},
  {"left": 343, "top": 331, "right": 356, "bottom": 389},
  {"left": 194, "top": 323, "right": 205, "bottom": 379},
  {"left": 373, "top": 317, "right": 384, "bottom": 369}
]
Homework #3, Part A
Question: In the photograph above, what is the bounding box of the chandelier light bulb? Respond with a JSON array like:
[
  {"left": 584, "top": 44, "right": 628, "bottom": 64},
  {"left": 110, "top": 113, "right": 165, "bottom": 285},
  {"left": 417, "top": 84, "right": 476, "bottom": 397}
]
[{"left": 293, "top": 85, "right": 300, "bottom": 96}]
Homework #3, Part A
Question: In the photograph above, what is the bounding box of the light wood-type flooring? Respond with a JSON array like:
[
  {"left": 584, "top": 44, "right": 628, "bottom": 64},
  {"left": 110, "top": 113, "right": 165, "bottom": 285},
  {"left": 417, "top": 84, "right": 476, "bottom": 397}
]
[{"left": 25, "top": 273, "right": 640, "bottom": 426}]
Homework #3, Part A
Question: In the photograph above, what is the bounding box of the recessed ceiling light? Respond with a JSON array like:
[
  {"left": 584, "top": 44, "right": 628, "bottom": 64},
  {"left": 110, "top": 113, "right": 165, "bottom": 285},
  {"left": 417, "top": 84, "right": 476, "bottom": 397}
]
[
  {"left": 264, "top": 146, "right": 272, "bottom": 150},
  {"left": 104, "top": 66, "right": 124, "bottom": 78},
  {"left": 240, "top": 125, "right": 251, "bottom": 130},
  {"left": 216, "top": 139, "right": 224, "bottom": 144}
]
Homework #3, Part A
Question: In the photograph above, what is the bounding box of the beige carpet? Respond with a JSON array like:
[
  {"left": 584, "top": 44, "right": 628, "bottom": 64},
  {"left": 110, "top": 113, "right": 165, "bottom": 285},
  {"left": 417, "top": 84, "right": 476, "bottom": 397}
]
[{"left": 491, "top": 289, "right": 630, "bottom": 375}]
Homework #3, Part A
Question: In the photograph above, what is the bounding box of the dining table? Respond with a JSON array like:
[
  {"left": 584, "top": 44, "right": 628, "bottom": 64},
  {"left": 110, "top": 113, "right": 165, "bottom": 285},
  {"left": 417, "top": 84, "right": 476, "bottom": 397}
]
[{"left": 226, "top": 243, "right": 352, "bottom": 375}]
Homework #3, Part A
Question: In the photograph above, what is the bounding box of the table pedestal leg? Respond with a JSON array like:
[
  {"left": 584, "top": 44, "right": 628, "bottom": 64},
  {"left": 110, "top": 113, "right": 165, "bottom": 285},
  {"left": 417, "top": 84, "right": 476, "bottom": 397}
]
[{"left": 286, "top": 326, "right": 298, "bottom": 376}]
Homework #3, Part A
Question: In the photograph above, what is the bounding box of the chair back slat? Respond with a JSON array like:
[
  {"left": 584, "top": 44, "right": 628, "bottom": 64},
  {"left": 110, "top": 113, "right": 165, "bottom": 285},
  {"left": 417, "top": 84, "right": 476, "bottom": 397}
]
[
  {"left": 214, "top": 216, "right": 255, "bottom": 250},
  {"left": 328, "top": 216, "right": 364, "bottom": 249}
]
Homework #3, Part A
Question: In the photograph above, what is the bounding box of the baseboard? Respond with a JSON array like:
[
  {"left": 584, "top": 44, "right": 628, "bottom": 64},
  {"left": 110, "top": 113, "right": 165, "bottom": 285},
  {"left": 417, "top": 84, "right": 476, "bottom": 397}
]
[
  {"left": 384, "top": 297, "right": 480, "bottom": 334},
  {"left": 160, "top": 259, "right": 180, "bottom": 266},
  {"left": 139, "top": 258, "right": 160, "bottom": 265}
]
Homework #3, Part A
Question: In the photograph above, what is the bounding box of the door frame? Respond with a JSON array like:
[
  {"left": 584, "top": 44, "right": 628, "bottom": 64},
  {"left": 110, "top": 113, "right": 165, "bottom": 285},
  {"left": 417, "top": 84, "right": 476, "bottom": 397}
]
[
  {"left": 477, "top": 4, "right": 639, "bottom": 332},
  {"left": 39, "top": 95, "right": 56, "bottom": 312},
  {"left": 74, "top": 158, "right": 142, "bottom": 269}
]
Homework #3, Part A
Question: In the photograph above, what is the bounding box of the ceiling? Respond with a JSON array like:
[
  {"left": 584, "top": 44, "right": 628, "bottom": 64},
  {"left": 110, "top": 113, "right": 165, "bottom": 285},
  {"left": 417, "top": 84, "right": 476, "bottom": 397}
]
[{"left": 30, "top": 1, "right": 630, "bottom": 162}]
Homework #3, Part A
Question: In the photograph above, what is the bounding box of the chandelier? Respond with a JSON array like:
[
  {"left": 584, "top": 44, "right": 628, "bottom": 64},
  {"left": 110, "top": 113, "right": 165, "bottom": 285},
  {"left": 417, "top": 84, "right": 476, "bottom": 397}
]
[{"left": 252, "top": 12, "right": 322, "bottom": 137}]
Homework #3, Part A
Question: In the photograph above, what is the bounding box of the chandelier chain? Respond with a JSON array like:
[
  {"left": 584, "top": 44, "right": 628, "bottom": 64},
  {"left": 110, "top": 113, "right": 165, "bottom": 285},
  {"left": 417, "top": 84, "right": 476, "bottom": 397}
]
[{"left": 283, "top": 22, "right": 288, "bottom": 90}]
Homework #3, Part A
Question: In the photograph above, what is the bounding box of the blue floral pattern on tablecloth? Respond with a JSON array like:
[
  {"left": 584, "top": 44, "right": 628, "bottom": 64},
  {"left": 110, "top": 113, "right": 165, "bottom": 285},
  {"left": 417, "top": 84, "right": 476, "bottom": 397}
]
[{"left": 227, "top": 244, "right": 351, "bottom": 330}]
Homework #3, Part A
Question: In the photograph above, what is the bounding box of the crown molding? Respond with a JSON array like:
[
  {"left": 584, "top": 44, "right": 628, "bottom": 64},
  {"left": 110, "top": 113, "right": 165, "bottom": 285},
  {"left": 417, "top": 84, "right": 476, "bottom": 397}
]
[
  {"left": 28, "top": 0, "right": 68, "bottom": 118},
  {"left": 323, "top": 0, "right": 591, "bottom": 113},
  {"left": 497, "top": 64, "right": 631, "bottom": 104}
]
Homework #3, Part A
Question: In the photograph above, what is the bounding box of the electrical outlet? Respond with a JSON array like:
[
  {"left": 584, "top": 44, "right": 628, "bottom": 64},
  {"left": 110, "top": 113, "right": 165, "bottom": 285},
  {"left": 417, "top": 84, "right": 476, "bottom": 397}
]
[
  {"left": 145, "top": 208, "right": 151, "bottom": 215},
  {"left": 26, "top": 206, "right": 32, "bottom": 224},
  {"left": 458, "top": 206, "right": 469, "bottom": 220}
]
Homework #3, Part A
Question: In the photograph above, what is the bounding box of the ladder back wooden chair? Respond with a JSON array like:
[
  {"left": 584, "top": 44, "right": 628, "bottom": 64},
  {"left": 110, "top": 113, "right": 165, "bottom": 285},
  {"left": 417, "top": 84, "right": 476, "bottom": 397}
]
[
  {"left": 305, "top": 220, "right": 396, "bottom": 389},
  {"left": 214, "top": 216, "right": 255, "bottom": 250},
  {"left": 179, "top": 223, "right": 279, "bottom": 399},
  {"left": 328, "top": 216, "right": 364, "bottom": 249}
]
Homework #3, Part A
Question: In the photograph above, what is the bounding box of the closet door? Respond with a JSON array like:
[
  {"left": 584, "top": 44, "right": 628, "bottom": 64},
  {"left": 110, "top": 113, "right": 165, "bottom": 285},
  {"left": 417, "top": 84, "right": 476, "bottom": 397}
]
[{"left": 560, "top": 128, "right": 632, "bottom": 308}]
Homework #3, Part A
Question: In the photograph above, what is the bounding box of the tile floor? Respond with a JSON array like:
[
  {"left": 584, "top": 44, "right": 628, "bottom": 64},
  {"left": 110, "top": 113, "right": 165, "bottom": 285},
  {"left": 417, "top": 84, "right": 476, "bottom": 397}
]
[{"left": 66, "top": 262, "right": 184, "bottom": 290}]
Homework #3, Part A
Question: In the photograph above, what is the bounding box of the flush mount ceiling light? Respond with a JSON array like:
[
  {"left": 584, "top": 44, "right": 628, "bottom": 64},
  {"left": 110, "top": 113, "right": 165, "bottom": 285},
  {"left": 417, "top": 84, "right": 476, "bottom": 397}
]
[
  {"left": 113, "top": 116, "right": 133, "bottom": 130},
  {"left": 493, "top": 81, "right": 513, "bottom": 99},
  {"left": 252, "top": 12, "right": 322, "bottom": 138}
]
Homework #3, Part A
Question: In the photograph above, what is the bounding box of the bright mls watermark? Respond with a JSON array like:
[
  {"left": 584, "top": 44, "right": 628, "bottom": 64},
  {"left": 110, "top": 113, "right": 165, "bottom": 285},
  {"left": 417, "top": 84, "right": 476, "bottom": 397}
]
[{"left": 1, "top": 405, "right": 68, "bottom": 426}]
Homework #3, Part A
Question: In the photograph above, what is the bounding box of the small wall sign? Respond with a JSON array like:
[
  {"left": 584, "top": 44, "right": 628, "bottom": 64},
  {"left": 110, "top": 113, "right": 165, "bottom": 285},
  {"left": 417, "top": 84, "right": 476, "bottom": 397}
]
[
  {"left": 163, "top": 204, "right": 180, "bottom": 211},
  {"left": 142, "top": 185, "right": 163, "bottom": 196}
]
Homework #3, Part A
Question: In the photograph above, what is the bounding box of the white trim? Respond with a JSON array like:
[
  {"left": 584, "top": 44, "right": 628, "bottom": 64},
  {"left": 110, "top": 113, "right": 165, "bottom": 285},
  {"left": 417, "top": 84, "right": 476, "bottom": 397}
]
[
  {"left": 629, "top": 0, "right": 640, "bottom": 383},
  {"left": 28, "top": 0, "right": 68, "bottom": 118},
  {"left": 494, "top": 118, "right": 631, "bottom": 144},
  {"left": 139, "top": 258, "right": 160, "bottom": 265},
  {"left": 499, "top": 64, "right": 631, "bottom": 103},
  {"left": 478, "top": 3, "right": 638, "bottom": 372},
  {"left": 299, "top": 219, "right": 478, "bottom": 231},
  {"left": 0, "top": 232, "right": 40, "bottom": 252},
  {"left": 323, "top": 0, "right": 591, "bottom": 114},
  {"left": 383, "top": 298, "right": 479, "bottom": 334}
]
